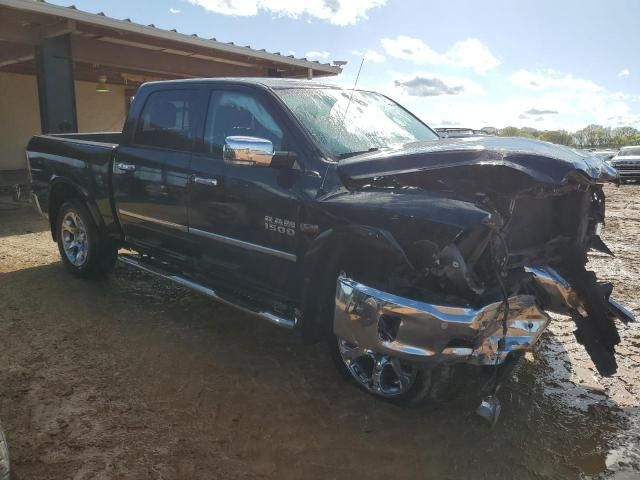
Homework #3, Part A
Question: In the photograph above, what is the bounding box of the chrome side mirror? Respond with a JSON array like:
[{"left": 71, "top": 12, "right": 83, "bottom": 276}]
[{"left": 223, "top": 136, "right": 274, "bottom": 166}]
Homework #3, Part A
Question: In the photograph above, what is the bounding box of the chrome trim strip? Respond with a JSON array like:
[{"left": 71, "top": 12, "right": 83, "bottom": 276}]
[
  {"left": 118, "top": 254, "right": 295, "bottom": 329},
  {"left": 118, "top": 209, "right": 188, "bottom": 232},
  {"left": 117, "top": 210, "right": 296, "bottom": 261},
  {"left": 189, "top": 227, "right": 297, "bottom": 262}
]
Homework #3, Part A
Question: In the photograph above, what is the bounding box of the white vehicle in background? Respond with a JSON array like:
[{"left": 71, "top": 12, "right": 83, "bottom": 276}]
[
  {"left": 592, "top": 150, "right": 617, "bottom": 162},
  {"left": 609, "top": 146, "right": 640, "bottom": 182}
]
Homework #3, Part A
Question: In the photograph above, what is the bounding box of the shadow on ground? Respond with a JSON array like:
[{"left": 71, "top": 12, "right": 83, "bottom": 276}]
[{"left": 0, "top": 201, "right": 49, "bottom": 238}]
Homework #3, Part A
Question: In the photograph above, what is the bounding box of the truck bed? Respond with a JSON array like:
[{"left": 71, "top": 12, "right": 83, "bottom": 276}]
[{"left": 27, "top": 132, "right": 121, "bottom": 237}]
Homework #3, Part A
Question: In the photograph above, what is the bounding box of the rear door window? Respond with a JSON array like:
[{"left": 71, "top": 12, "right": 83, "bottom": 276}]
[{"left": 134, "top": 89, "right": 198, "bottom": 150}]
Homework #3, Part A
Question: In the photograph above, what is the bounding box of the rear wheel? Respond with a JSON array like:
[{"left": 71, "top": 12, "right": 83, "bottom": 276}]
[{"left": 56, "top": 199, "right": 117, "bottom": 278}]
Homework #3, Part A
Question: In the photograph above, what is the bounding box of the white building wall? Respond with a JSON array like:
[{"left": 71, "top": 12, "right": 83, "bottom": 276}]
[{"left": 0, "top": 71, "right": 127, "bottom": 172}]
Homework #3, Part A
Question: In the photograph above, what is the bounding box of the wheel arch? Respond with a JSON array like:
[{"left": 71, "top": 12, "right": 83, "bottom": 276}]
[
  {"left": 299, "top": 224, "right": 414, "bottom": 342},
  {"left": 48, "top": 177, "right": 104, "bottom": 242}
]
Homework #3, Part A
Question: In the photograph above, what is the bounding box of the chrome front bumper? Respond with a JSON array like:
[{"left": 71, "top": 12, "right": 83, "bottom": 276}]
[
  {"left": 334, "top": 267, "right": 634, "bottom": 366},
  {"left": 334, "top": 276, "right": 550, "bottom": 366}
]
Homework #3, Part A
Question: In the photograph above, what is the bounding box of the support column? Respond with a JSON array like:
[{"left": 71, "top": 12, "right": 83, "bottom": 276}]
[{"left": 35, "top": 34, "right": 77, "bottom": 134}]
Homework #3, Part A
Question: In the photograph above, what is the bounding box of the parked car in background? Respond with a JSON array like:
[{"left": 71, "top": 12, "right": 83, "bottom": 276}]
[
  {"left": 592, "top": 150, "right": 617, "bottom": 162},
  {"left": 609, "top": 146, "right": 640, "bottom": 181},
  {"left": 26, "top": 79, "right": 634, "bottom": 414},
  {"left": 435, "top": 127, "right": 491, "bottom": 138}
]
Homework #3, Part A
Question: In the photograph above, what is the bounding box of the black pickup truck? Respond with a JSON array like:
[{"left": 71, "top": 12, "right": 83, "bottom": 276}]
[{"left": 27, "top": 78, "right": 634, "bottom": 410}]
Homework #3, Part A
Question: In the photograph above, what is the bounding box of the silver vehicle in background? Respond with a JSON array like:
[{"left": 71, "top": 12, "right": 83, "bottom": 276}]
[
  {"left": 592, "top": 150, "right": 617, "bottom": 162},
  {"left": 609, "top": 146, "right": 640, "bottom": 182}
]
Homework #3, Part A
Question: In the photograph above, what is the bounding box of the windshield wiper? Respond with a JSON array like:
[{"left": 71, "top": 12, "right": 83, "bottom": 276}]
[{"left": 336, "top": 147, "right": 380, "bottom": 160}]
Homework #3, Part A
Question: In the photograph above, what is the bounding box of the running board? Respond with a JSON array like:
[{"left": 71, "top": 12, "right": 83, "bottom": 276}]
[{"left": 118, "top": 254, "right": 296, "bottom": 329}]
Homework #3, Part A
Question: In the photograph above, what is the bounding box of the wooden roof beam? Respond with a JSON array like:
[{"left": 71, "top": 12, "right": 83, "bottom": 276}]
[
  {"left": 0, "top": 21, "right": 39, "bottom": 45},
  {"left": 0, "top": 18, "right": 75, "bottom": 46},
  {"left": 0, "top": 43, "right": 34, "bottom": 67},
  {"left": 70, "top": 36, "right": 263, "bottom": 79}
]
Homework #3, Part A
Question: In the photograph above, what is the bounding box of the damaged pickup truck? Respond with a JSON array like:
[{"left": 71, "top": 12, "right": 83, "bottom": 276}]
[{"left": 27, "top": 79, "right": 634, "bottom": 414}]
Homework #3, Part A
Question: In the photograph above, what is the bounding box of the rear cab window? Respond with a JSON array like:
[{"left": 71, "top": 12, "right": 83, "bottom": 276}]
[{"left": 133, "top": 89, "right": 199, "bottom": 150}]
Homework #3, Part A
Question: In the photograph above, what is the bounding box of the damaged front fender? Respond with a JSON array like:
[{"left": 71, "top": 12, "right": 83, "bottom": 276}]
[{"left": 527, "top": 264, "right": 635, "bottom": 376}]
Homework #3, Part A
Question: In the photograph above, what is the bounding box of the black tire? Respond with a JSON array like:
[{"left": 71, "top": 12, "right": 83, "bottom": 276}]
[
  {"left": 323, "top": 262, "right": 522, "bottom": 405},
  {"left": 56, "top": 199, "right": 117, "bottom": 279},
  {"left": 321, "top": 264, "right": 433, "bottom": 405},
  {"left": 329, "top": 335, "right": 434, "bottom": 406}
]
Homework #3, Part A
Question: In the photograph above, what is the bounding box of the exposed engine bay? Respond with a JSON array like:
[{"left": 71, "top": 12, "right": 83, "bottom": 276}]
[{"left": 333, "top": 137, "right": 635, "bottom": 379}]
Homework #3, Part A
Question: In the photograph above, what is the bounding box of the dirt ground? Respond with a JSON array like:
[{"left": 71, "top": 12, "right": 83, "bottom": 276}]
[{"left": 0, "top": 185, "right": 639, "bottom": 480}]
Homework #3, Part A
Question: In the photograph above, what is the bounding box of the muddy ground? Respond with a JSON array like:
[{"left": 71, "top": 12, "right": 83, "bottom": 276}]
[{"left": 0, "top": 185, "right": 639, "bottom": 480}]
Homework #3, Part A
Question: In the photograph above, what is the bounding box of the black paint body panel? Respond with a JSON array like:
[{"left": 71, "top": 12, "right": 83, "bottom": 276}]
[{"left": 26, "top": 78, "right": 619, "bottom": 320}]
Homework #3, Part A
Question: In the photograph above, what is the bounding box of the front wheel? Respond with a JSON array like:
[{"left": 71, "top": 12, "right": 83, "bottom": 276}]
[{"left": 331, "top": 336, "right": 433, "bottom": 404}]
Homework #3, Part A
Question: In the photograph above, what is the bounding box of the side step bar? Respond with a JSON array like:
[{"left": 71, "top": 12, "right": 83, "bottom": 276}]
[{"left": 118, "top": 254, "right": 296, "bottom": 329}]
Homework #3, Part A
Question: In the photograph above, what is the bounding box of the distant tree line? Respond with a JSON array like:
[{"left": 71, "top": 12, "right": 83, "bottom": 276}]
[{"left": 480, "top": 125, "right": 640, "bottom": 149}]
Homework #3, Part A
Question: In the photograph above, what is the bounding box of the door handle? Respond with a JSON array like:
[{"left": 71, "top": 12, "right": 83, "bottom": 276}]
[
  {"left": 192, "top": 176, "right": 218, "bottom": 187},
  {"left": 116, "top": 162, "right": 136, "bottom": 172}
]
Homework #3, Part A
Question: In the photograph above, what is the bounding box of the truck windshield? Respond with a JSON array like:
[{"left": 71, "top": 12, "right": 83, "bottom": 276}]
[{"left": 276, "top": 88, "right": 439, "bottom": 159}]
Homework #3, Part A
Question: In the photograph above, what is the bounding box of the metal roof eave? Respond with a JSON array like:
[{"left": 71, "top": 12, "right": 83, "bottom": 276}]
[{"left": 0, "top": 0, "right": 342, "bottom": 75}]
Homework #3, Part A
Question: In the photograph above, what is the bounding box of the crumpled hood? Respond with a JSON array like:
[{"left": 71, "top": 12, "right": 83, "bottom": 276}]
[{"left": 337, "top": 136, "right": 618, "bottom": 188}]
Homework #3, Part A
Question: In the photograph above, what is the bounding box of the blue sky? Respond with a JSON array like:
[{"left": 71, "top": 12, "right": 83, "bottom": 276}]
[{"left": 49, "top": 0, "right": 640, "bottom": 130}]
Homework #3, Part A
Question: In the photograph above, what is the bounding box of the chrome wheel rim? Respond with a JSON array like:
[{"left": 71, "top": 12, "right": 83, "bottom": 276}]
[
  {"left": 338, "top": 338, "right": 417, "bottom": 397},
  {"left": 61, "top": 211, "right": 89, "bottom": 267}
]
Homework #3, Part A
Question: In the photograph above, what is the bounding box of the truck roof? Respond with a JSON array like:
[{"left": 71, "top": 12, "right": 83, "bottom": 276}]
[{"left": 143, "top": 77, "right": 344, "bottom": 90}]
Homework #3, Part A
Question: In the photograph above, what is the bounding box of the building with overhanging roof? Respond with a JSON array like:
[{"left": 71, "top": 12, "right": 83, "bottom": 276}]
[{"left": 0, "top": 0, "right": 342, "bottom": 182}]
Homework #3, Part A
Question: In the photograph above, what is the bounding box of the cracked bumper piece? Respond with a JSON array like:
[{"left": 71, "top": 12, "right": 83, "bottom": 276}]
[{"left": 334, "top": 275, "right": 551, "bottom": 366}]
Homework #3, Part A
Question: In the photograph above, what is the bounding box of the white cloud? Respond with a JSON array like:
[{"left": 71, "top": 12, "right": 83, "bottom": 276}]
[
  {"left": 352, "top": 49, "right": 386, "bottom": 63},
  {"left": 445, "top": 38, "right": 500, "bottom": 73},
  {"left": 305, "top": 50, "right": 330, "bottom": 60},
  {"left": 618, "top": 68, "right": 630, "bottom": 78},
  {"left": 380, "top": 36, "right": 499, "bottom": 73},
  {"left": 187, "top": 0, "right": 385, "bottom": 26},
  {"left": 169, "top": 7, "right": 181, "bottom": 13},
  {"left": 510, "top": 69, "right": 602, "bottom": 93},
  {"left": 328, "top": 64, "right": 639, "bottom": 131},
  {"left": 421, "top": 88, "right": 637, "bottom": 131},
  {"left": 390, "top": 72, "right": 486, "bottom": 97},
  {"left": 524, "top": 108, "right": 558, "bottom": 115},
  {"left": 381, "top": 35, "right": 442, "bottom": 64}
]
